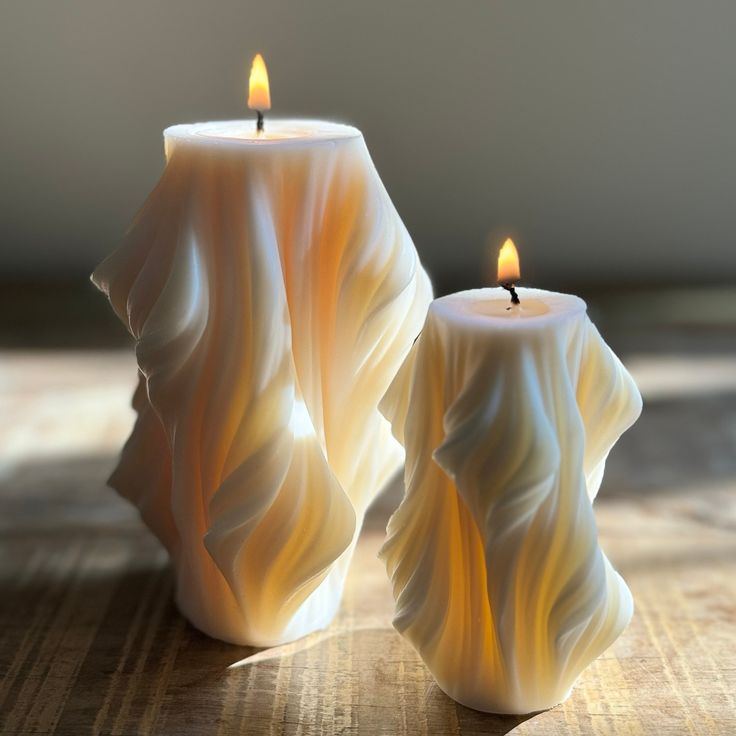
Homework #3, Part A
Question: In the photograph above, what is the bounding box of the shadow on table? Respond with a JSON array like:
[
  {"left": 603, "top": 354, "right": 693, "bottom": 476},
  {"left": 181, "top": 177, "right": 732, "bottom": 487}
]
[
  {"left": 0, "top": 450, "right": 539, "bottom": 735},
  {"left": 0, "top": 567, "right": 536, "bottom": 735},
  {"left": 4, "top": 350, "right": 736, "bottom": 735}
]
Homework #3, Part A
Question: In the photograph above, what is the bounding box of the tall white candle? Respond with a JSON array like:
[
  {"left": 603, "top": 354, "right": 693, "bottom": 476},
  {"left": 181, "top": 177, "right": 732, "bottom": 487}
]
[
  {"left": 92, "top": 116, "right": 432, "bottom": 646},
  {"left": 379, "top": 281, "right": 641, "bottom": 713}
]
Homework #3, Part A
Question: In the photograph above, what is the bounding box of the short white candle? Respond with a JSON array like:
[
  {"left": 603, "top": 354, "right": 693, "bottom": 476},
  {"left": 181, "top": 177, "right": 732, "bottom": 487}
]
[
  {"left": 93, "top": 56, "right": 432, "bottom": 646},
  {"left": 379, "top": 241, "right": 641, "bottom": 713}
]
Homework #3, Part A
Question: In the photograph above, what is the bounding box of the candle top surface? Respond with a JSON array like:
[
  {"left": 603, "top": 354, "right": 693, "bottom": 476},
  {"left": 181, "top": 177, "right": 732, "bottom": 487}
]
[
  {"left": 432, "top": 288, "right": 587, "bottom": 331},
  {"left": 164, "top": 120, "right": 361, "bottom": 148}
]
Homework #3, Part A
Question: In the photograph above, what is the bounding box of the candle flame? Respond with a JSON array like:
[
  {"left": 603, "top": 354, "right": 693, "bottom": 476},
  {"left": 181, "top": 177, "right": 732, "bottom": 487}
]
[
  {"left": 248, "top": 53, "right": 271, "bottom": 111},
  {"left": 497, "top": 238, "right": 521, "bottom": 285}
]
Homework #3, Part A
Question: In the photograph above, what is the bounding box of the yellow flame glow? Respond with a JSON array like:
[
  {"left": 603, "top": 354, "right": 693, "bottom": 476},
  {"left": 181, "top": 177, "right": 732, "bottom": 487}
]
[
  {"left": 248, "top": 53, "right": 271, "bottom": 111},
  {"left": 497, "top": 238, "right": 521, "bottom": 285}
]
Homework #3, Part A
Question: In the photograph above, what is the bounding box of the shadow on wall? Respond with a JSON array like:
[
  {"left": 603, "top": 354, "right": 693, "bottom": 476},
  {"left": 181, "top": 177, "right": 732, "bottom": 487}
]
[{"left": 0, "top": 279, "right": 132, "bottom": 349}]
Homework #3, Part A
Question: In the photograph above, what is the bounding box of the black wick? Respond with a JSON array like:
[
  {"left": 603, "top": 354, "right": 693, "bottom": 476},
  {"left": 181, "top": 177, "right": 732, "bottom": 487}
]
[
  {"left": 501, "top": 283, "right": 520, "bottom": 307},
  {"left": 256, "top": 110, "right": 264, "bottom": 133}
]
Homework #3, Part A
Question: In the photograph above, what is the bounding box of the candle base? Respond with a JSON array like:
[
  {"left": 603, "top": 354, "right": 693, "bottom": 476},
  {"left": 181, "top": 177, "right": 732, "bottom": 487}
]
[{"left": 435, "top": 682, "right": 575, "bottom": 715}]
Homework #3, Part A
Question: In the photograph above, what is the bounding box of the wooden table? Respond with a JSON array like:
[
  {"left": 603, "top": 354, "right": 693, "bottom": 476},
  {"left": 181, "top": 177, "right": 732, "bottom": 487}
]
[{"left": 2, "top": 298, "right": 735, "bottom": 735}]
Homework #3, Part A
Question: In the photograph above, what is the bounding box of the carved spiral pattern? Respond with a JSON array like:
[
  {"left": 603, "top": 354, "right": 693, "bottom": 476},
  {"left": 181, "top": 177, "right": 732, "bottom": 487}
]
[
  {"left": 379, "top": 290, "right": 642, "bottom": 713},
  {"left": 93, "top": 127, "right": 433, "bottom": 646}
]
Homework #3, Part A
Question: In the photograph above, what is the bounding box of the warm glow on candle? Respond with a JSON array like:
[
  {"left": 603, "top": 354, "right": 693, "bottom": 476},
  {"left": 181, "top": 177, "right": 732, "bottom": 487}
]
[
  {"left": 248, "top": 53, "right": 271, "bottom": 111},
  {"left": 497, "top": 238, "right": 521, "bottom": 285}
]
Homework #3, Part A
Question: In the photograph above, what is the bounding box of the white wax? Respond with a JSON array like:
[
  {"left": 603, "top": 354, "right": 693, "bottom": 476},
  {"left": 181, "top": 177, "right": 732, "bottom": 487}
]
[
  {"left": 93, "top": 119, "right": 432, "bottom": 646},
  {"left": 164, "top": 119, "right": 360, "bottom": 145},
  {"left": 380, "top": 287, "right": 642, "bottom": 714}
]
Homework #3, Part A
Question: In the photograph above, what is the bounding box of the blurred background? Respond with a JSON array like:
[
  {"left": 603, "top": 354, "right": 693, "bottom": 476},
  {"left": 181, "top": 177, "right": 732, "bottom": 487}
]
[
  {"left": 2, "top": 1, "right": 736, "bottom": 299},
  {"left": 1, "top": 3, "right": 735, "bottom": 735}
]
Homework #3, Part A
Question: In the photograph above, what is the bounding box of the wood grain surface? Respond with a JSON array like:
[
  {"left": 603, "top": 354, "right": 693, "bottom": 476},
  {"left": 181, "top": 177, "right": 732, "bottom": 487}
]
[{"left": 1, "top": 311, "right": 735, "bottom": 734}]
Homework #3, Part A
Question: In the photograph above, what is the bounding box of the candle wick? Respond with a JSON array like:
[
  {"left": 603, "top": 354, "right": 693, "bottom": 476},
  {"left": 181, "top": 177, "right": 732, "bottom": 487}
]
[
  {"left": 256, "top": 110, "right": 264, "bottom": 133},
  {"left": 501, "top": 283, "right": 521, "bottom": 307}
]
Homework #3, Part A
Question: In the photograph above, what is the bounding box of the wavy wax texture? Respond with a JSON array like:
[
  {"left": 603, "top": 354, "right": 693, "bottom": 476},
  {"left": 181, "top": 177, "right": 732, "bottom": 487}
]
[
  {"left": 92, "top": 131, "right": 433, "bottom": 646},
  {"left": 379, "top": 290, "right": 642, "bottom": 714}
]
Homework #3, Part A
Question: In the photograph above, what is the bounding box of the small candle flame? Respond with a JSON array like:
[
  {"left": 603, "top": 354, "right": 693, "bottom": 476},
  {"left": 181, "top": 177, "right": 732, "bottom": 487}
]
[
  {"left": 248, "top": 53, "right": 271, "bottom": 112},
  {"left": 497, "top": 238, "right": 521, "bottom": 285}
]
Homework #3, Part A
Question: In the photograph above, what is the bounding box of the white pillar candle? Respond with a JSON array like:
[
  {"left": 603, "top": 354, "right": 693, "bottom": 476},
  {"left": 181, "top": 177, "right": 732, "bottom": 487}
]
[
  {"left": 92, "top": 116, "right": 432, "bottom": 646},
  {"left": 379, "top": 280, "right": 642, "bottom": 713}
]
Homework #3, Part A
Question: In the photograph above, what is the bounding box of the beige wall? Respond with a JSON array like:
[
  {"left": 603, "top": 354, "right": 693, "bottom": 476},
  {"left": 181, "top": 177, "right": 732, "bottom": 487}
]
[{"left": 1, "top": 0, "right": 734, "bottom": 288}]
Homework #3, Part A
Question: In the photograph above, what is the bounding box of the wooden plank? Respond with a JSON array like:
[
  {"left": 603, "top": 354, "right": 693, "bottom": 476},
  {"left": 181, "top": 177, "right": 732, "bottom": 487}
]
[{"left": 1, "top": 345, "right": 735, "bottom": 735}]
